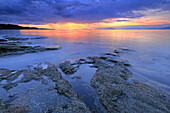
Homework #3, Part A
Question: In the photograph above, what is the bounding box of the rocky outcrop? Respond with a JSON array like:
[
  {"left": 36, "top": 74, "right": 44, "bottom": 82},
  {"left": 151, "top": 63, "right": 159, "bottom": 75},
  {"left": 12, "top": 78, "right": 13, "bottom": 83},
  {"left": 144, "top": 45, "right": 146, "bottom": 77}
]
[
  {"left": 0, "top": 43, "right": 60, "bottom": 57},
  {"left": 4, "top": 36, "right": 29, "bottom": 41},
  {"left": 58, "top": 49, "right": 170, "bottom": 112},
  {"left": 1, "top": 48, "right": 169, "bottom": 113},
  {"left": 90, "top": 63, "right": 170, "bottom": 113},
  {"left": 31, "top": 36, "right": 48, "bottom": 40},
  {"left": 31, "top": 63, "right": 78, "bottom": 99},
  {"left": 59, "top": 61, "right": 79, "bottom": 75},
  {"left": 59, "top": 52, "right": 130, "bottom": 75},
  {"left": 0, "top": 36, "right": 61, "bottom": 57},
  {"left": 0, "top": 63, "right": 91, "bottom": 113},
  {"left": 0, "top": 104, "right": 29, "bottom": 113},
  {"left": 0, "top": 93, "right": 29, "bottom": 113}
]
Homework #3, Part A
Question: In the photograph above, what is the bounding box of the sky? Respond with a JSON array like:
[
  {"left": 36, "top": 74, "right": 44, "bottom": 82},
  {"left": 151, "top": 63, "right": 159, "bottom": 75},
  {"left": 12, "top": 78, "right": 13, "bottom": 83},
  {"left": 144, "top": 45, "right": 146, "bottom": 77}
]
[{"left": 0, "top": 0, "right": 170, "bottom": 29}]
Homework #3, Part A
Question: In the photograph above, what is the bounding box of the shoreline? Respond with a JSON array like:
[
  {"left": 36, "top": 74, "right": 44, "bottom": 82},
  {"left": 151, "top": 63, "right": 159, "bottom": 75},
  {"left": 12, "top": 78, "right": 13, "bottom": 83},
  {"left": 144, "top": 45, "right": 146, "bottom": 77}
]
[
  {"left": 0, "top": 47, "right": 170, "bottom": 112},
  {"left": 0, "top": 34, "right": 170, "bottom": 112}
]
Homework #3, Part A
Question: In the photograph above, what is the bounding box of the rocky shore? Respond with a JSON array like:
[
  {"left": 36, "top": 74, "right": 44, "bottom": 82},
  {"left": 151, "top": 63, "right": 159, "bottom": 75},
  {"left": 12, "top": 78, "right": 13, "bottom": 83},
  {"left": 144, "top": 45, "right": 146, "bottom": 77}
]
[
  {"left": 0, "top": 36, "right": 60, "bottom": 57},
  {"left": 59, "top": 49, "right": 170, "bottom": 113},
  {"left": 0, "top": 63, "right": 91, "bottom": 113},
  {"left": 0, "top": 47, "right": 170, "bottom": 113},
  {"left": 91, "top": 63, "right": 170, "bottom": 113}
]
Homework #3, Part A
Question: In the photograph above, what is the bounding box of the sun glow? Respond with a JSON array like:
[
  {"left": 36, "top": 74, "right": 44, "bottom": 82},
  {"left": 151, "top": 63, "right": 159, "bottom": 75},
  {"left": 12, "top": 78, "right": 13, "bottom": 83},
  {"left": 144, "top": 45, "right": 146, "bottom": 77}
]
[{"left": 19, "top": 16, "right": 170, "bottom": 30}]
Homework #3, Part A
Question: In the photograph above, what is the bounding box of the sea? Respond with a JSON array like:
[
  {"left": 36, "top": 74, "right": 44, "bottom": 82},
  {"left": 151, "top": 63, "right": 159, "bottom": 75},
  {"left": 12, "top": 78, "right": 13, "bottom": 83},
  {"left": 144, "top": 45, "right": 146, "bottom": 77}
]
[{"left": 0, "top": 29, "right": 170, "bottom": 92}]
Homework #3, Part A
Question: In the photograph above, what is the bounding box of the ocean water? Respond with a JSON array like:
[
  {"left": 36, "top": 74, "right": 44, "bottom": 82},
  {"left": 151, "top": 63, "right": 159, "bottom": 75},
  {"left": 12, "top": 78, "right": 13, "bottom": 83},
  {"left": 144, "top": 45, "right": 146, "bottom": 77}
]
[{"left": 0, "top": 29, "right": 170, "bottom": 92}]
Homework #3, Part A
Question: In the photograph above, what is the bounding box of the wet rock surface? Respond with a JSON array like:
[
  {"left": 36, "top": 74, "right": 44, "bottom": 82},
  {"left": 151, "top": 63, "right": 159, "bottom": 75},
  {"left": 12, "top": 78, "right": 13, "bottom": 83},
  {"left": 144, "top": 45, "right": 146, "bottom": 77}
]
[
  {"left": 30, "top": 36, "right": 48, "bottom": 40},
  {"left": 4, "top": 36, "right": 29, "bottom": 41},
  {"left": 59, "top": 61, "right": 80, "bottom": 75},
  {"left": 90, "top": 63, "right": 170, "bottom": 113},
  {"left": 1, "top": 48, "right": 170, "bottom": 113},
  {"left": 1, "top": 105, "right": 29, "bottom": 113},
  {"left": 59, "top": 49, "right": 131, "bottom": 75},
  {"left": 0, "top": 63, "right": 91, "bottom": 113},
  {"left": 3, "top": 36, "right": 48, "bottom": 41},
  {"left": 0, "top": 36, "right": 61, "bottom": 57},
  {"left": 59, "top": 49, "right": 170, "bottom": 113}
]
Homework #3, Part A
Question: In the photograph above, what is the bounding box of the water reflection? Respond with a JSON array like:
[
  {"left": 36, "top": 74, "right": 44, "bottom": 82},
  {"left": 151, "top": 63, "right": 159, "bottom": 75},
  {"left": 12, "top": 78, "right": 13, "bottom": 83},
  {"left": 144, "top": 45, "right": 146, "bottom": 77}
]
[
  {"left": 21, "top": 29, "right": 170, "bottom": 39},
  {"left": 21, "top": 30, "right": 93, "bottom": 42},
  {"left": 20, "top": 29, "right": 170, "bottom": 92},
  {"left": 21, "top": 29, "right": 170, "bottom": 47},
  {"left": 0, "top": 29, "right": 170, "bottom": 91}
]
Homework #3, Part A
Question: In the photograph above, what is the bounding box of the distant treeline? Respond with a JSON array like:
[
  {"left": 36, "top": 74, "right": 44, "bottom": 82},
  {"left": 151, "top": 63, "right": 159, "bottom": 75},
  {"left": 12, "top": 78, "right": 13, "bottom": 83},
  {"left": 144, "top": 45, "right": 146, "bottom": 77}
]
[{"left": 0, "top": 24, "right": 39, "bottom": 30}]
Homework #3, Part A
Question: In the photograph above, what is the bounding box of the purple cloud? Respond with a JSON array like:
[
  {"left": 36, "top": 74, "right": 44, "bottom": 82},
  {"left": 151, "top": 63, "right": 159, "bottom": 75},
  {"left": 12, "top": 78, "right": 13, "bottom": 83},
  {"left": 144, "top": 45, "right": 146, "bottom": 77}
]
[{"left": 0, "top": 0, "right": 169, "bottom": 24}]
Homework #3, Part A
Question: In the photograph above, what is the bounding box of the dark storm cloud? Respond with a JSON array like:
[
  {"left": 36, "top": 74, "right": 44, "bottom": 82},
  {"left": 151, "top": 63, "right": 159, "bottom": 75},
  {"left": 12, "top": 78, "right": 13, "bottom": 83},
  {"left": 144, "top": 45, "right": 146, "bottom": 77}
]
[{"left": 0, "top": 0, "right": 169, "bottom": 24}]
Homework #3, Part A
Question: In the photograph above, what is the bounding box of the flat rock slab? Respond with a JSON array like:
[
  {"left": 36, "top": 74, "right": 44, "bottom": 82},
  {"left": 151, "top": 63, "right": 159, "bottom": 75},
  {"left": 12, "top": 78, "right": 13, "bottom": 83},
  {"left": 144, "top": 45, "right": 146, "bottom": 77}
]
[
  {"left": 59, "top": 53, "right": 130, "bottom": 75},
  {"left": 59, "top": 61, "right": 79, "bottom": 75},
  {"left": 0, "top": 62, "right": 91, "bottom": 113},
  {"left": 90, "top": 63, "right": 170, "bottom": 113},
  {"left": 0, "top": 41, "right": 60, "bottom": 57}
]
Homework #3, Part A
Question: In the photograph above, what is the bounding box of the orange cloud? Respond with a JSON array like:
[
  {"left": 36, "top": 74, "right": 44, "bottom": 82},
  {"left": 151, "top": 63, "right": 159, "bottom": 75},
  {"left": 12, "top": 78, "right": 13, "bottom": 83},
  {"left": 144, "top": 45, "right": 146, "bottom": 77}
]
[{"left": 19, "top": 16, "right": 170, "bottom": 30}]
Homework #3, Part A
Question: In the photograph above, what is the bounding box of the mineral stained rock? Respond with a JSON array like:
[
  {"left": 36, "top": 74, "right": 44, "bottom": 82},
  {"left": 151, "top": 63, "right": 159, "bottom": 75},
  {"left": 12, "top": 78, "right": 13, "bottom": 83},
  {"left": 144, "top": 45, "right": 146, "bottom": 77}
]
[{"left": 90, "top": 63, "right": 170, "bottom": 113}]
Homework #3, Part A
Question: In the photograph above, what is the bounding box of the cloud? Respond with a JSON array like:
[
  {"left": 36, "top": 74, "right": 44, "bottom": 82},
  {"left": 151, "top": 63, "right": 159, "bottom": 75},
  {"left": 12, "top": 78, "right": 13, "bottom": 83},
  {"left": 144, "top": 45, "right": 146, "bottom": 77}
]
[
  {"left": 95, "top": 24, "right": 170, "bottom": 29},
  {"left": 0, "top": 0, "right": 169, "bottom": 24},
  {"left": 115, "top": 20, "right": 130, "bottom": 22}
]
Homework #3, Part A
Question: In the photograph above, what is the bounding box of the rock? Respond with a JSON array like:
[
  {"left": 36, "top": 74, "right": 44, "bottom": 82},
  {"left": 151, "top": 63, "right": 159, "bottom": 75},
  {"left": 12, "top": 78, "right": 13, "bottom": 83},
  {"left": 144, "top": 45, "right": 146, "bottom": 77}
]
[
  {"left": 90, "top": 63, "right": 170, "bottom": 113},
  {"left": 85, "top": 56, "right": 107, "bottom": 67},
  {"left": 0, "top": 42, "right": 60, "bottom": 57},
  {"left": 0, "top": 36, "right": 61, "bottom": 57},
  {"left": 119, "top": 59, "right": 131, "bottom": 66},
  {"left": 29, "top": 62, "right": 78, "bottom": 99},
  {"left": 3, "top": 83, "right": 18, "bottom": 90},
  {"left": 119, "top": 48, "right": 134, "bottom": 52},
  {"left": 112, "top": 48, "right": 135, "bottom": 54},
  {"left": 105, "top": 58, "right": 118, "bottom": 63},
  {"left": 84, "top": 58, "right": 94, "bottom": 64},
  {"left": 59, "top": 61, "right": 79, "bottom": 75},
  {"left": 0, "top": 99, "right": 2, "bottom": 105},
  {"left": 104, "top": 52, "right": 118, "bottom": 56},
  {"left": 31, "top": 36, "right": 48, "bottom": 40},
  {"left": 4, "top": 36, "right": 29, "bottom": 41},
  {"left": 99, "top": 56, "right": 108, "bottom": 60},
  {"left": 45, "top": 47, "right": 61, "bottom": 50},
  {"left": 4, "top": 94, "right": 19, "bottom": 105},
  {"left": 59, "top": 51, "right": 132, "bottom": 75},
  {"left": 70, "top": 60, "right": 78, "bottom": 65},
  {"left": 100, "top": 56, "right": 131, "bottom": 67},
  {"left": 71, "top": 75, "right": 82, "bottom": 79},
  {"left": 75, "top": 75, "right": 82, "bottom": 79},
  {"left": 59, "top": 56, "right": 114, "bottom": 74},
  {"left": 0, "top": 63, "right": 91, "bottom": 113},
  {"left": 113, "top": 49, "right": 120, "bottom": 54},
  {"left": 0, "top": 99, "right": 11, "bottom": 113},
  {"left": 59, "top": 56, "right": 109, "bottom": 74},
  {"left": 79, "top": 59, "right": 86, "bottom": 64},
  {"left": 0, "top": 39, "right": 7, "bottom": 42},
  {"left": 3, "top": 105, "right": 29, "bottom": 113}
]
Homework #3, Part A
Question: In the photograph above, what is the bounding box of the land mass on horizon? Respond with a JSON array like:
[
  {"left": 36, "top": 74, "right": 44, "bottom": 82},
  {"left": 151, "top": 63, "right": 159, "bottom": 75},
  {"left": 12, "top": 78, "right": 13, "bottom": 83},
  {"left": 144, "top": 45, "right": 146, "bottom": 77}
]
[{"left": 0, "top": 24, "right": 40, "bottom": 30}]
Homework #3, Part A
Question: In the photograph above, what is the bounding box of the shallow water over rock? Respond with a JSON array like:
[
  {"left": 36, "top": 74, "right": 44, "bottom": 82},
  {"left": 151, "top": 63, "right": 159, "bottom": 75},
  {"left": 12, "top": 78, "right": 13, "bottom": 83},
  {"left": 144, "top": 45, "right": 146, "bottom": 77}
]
[
  {"left": 0, "top": 63, "right": 91, "bottom": 113},
  {"left": 59, "top": 64, "right": 107, "bottom": 112},
  {"left": 0, "top": 30, "right": 170, "bottom": 112}
]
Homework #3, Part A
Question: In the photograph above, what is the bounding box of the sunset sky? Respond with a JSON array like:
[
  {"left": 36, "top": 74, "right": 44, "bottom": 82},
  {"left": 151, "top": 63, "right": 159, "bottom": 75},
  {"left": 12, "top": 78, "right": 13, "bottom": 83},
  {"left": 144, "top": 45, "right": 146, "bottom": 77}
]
[{"left": 0, "top": 0, "right": 170, "bottom": 29}]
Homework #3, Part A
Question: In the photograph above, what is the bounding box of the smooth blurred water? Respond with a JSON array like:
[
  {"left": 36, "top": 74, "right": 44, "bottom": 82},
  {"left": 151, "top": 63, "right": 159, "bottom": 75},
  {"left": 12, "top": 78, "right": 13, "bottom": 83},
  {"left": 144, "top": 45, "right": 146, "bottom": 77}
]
[{"left": 0, "top": 29, "right": 170, "bottom": 91}]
